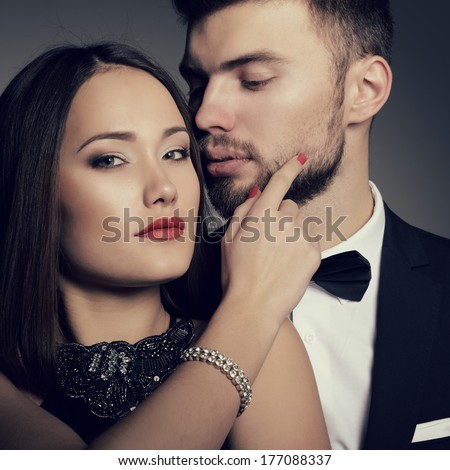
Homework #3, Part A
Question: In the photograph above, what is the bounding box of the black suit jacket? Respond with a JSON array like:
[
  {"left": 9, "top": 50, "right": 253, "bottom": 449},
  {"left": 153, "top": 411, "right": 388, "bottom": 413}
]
[
  {"left": 363, "top": 204, "right": 450, "bottom": 449},
  {"left": 203, "top": 204, "right": 450, "bottom": 449}
]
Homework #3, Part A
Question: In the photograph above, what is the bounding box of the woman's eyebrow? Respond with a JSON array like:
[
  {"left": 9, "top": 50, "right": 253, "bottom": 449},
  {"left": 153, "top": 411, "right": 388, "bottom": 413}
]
[
  {"left": 76, "top": 127, "right": 188, "bottom": 153},
  {"left": 162, "top": 126, "right": 189, "bottom": 138},
  {"left": 77, "top": 131, "right": 135, "bottom": 153}
]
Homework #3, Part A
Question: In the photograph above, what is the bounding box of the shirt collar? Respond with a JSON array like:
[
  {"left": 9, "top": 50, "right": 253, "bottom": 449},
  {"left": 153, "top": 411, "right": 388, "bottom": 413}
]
[{"left": 316, "top": 182, "right": 386, "bottom": 303}]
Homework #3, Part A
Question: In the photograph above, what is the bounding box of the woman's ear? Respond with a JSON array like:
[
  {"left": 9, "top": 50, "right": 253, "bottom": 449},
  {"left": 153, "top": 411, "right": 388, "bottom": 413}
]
[{"left": 347, "top": 55, "right": 392, "bottom": 125}]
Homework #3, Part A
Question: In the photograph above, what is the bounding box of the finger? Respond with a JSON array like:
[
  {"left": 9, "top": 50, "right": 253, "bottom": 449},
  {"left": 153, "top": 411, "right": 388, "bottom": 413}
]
[
  {"left": 233, "top": 185, "right": 261, "bottom": 219},
  {"left": 250, "top": 153, "right": 307, "bottom": 215},
  {"left": 224, "top": 185, "right": 261, "bottom": 241},
  {"left": 278, "top": 199, "right": 300, "bottom": 218}
]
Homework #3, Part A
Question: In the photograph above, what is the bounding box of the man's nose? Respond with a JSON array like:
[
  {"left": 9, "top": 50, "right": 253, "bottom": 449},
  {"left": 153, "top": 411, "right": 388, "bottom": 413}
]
[{"left": 194, "top": 80, "right": 235, "bottom": 133}]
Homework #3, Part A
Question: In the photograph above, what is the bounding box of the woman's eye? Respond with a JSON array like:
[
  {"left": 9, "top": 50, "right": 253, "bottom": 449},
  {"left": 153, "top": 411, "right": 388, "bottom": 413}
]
[
  {"left": 91, "top": 155, "right": 126, "bottom": 169},
  {"left": 162, "top": 148, "right": 190, "bottom": 161}
]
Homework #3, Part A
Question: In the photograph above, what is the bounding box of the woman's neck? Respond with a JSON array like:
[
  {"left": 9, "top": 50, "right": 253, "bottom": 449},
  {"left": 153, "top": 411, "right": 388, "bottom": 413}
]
[{"left": 58, "top": 277, "right": 171, "bottom": 345}]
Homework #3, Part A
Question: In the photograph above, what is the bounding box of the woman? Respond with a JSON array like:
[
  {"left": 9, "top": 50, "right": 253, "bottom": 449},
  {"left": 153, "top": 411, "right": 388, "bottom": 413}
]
[{"left": 0, "top": 43, "right": 328, "bottom": 449}]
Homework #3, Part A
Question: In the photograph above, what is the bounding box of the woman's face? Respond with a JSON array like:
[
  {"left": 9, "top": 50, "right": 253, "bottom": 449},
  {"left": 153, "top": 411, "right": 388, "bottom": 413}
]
[{"left": 58, "top": 66, "right": 200, "bottom": 288}]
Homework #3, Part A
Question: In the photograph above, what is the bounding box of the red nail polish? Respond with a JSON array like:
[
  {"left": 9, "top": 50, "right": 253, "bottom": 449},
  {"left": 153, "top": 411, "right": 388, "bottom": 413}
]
[
  {"left": 297, "top": 154, "right": 308, "bottom": 165},
  {"left": 247, "top": 185, "right": 259, "bottom": 199}
]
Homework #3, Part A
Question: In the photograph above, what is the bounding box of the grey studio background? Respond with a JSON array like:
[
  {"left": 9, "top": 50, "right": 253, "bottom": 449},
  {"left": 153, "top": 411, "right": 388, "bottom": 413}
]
[{"left": 0, "top": 0, "right": 449, "bottom": 238}]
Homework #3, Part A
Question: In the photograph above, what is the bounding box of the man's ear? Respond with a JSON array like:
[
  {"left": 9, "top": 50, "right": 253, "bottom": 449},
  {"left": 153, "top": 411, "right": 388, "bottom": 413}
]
[{"left": 347, "top": 56, "right": 392, "bottom": 125}]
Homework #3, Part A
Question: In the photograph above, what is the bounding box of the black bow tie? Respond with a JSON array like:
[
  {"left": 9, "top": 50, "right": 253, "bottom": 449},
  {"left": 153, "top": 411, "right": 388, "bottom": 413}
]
[{"left": 312, "top": 250, "right": 371, "bottom": 301}]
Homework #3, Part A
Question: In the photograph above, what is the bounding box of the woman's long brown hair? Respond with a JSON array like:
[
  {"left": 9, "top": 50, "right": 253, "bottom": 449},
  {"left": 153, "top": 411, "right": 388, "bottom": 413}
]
[{"left": 0, "top": 43, "right": 220, "bottom": 395}]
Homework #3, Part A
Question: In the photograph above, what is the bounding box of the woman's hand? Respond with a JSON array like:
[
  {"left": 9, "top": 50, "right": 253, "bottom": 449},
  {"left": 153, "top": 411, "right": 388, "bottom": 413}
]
[{"left": 221, "top": 154, "right": 320, "bottom": 324}]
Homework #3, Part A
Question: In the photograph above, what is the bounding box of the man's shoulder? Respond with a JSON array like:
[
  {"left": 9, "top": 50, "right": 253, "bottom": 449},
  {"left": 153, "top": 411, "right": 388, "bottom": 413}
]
[
  {"left": 411, "top": 224, "right": 450, "bottom": 253},
  {"left": 384, "top": 204, "right": 450, "bottom": 250},
  {"left": 383, "top": 204, "right": 450, "bottom": 279}
]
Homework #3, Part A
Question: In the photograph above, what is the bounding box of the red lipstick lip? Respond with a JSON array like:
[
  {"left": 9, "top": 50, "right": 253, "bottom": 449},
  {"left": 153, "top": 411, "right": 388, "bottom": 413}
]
[{"left": 135, "top": 217, "right": 185, "bottom": 240}]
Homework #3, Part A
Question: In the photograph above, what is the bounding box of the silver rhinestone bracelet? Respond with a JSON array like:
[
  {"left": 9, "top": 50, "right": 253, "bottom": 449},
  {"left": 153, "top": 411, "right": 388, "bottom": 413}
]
[{"left": 181, "top": 347, "right": 252, "bottom": 417}]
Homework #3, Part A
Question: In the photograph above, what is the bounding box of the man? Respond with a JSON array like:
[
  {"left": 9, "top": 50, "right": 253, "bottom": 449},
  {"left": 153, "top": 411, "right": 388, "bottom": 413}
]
[{"left": 173, "top": 0, "right": 450, "bottom": 449}]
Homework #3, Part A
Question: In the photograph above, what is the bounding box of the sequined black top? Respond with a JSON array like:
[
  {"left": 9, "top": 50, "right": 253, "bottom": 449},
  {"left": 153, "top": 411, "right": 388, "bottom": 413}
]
[{"left": 41, "top": 318, "right": 195, "bottom": 444}]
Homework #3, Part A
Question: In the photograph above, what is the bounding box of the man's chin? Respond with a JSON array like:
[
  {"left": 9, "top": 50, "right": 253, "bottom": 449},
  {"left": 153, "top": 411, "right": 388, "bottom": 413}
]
[{"left": 205, "top": 178, "right": 252, "bottom": 219}]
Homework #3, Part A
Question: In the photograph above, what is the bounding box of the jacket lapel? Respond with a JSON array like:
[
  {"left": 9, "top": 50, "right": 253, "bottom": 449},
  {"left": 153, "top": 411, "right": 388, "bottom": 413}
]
[{"left": 363, "top": 205, "right": 442, "bottom": 449}]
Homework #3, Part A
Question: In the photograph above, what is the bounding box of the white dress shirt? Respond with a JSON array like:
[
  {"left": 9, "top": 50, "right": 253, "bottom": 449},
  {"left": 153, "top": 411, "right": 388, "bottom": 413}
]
[{"left": 292, "top": 182, "right": 385, "bottom": 449}]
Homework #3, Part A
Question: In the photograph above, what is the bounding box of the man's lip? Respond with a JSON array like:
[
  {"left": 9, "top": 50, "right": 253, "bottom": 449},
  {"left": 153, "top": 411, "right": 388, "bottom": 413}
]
[
  {"left": 206, "top": 158, "right": 251, "bottom": 178},
  {"left": 204, "top": 146, "right": 252, "bottom": 177},
  {"left": 135, "top": 217, "right": 185, "bottom": 238},
  {"left": 204, "top": 145, "right": 250, "bottom": 162}
]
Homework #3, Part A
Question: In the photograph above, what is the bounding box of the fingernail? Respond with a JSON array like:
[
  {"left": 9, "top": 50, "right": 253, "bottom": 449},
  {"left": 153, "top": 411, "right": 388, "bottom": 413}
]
[
  {"left": 247, "top": 185, "right": 259, "bottom": 199},
  {"left": 297, "top": 154, "right": 308, "bottom": 165}
]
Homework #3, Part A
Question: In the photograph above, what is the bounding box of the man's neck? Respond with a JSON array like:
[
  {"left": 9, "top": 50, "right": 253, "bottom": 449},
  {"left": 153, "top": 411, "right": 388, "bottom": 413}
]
[{"left": 299, "top": 170, "right": 374, "bottom": 252}]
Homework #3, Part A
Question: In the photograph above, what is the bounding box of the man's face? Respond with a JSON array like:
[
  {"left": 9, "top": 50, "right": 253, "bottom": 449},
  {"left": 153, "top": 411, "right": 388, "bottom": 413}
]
[{"left": 181, "top": 1, "right": 346, "bottom": 218}]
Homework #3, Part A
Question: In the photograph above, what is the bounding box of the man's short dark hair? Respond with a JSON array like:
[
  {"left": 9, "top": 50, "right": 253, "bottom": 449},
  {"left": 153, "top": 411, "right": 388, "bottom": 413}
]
[{"left": 173, "top": 0, "right": 394, "bottom": 79}]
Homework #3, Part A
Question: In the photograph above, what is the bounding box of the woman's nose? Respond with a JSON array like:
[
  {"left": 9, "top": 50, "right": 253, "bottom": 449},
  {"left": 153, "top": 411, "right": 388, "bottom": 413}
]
[{"left": 143, "top": 163, "right": 178, "bottom": 208}]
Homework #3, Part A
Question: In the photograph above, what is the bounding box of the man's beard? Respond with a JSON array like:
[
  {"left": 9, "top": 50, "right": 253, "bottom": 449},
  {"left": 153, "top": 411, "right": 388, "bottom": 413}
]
[
  {"left": 202, "top": 136, "right": 344, "bottom": 219},
  {"left": 200, "top": 104, "right": 345, "bottom": 219}
]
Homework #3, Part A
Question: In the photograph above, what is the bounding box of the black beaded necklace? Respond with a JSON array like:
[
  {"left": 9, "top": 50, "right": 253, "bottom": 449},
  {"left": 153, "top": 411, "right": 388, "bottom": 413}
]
[{"left": 56, "top": 318, "right": 195, "bottom": 420}]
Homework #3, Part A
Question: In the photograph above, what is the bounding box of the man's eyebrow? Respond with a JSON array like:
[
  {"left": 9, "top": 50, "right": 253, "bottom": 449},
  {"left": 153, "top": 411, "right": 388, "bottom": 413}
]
[
  {"left": 77, "top": 127, "right": 188, "bottom": 153},
  {"left": 219, "top": 51, "right": 289, "bottom": 72},
  {"left": 180, "top": 50, "right": 288, "bottom": 78}
]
